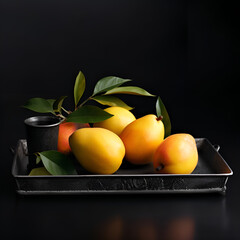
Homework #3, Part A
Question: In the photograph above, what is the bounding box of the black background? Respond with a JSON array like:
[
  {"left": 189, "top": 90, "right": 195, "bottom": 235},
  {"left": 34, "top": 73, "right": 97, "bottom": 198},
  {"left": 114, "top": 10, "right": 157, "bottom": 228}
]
[{"left": 1, "top": 0, "right": 240, "bottom": 239}]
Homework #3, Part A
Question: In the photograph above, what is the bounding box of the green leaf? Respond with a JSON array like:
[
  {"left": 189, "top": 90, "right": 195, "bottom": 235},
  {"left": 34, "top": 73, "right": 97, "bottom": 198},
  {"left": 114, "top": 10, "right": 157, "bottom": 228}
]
[
  {"left": 156, "top": 97, "right": 161, "bottom": 117},
  {"left": 92, "top": 95, "right": 133, "bottom": 110},
  {"left": 74, "top": 71, "right": 86, "bottom": 107},
  {"left": 156, "top": 96, "right": 171, "bottom": 138},
  {"left": 105, "top": 86, "right": 155, "bottom": 97},
  {"left": 22, "top": 98, "right": 54, "bottom": 113},
  {"left": 66, "top": 105, "right": 113, "bottom": 123},
  {"left": 35, "top": 154, "right": 42, "bottom": 164},
  {"left": 53, "top": 96, "right": 67, "bottom": 113},
  {"left": 47, "top": 99, "right": 56, "bottom": 108},
  {"left": 39, "top": 151, "right": 77, "bottom": 175},
  {"left": 93, "top": 76, "right": 131, "bottom": 95}
]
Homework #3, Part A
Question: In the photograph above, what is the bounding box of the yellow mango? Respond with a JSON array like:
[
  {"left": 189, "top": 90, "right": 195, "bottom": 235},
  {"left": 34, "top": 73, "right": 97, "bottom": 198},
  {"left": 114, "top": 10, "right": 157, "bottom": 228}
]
[
  {"left": 120, "top": 114, "right": 164, "bottom": 165},
  {"left": 69, "top": 128, "right": 125, "bottom": 174},
  {"left": 29, "top": 167, "right": 51, "bottom": 176},
  {"left": 93, "top": 107, "right": 136, "bottom": 136}
]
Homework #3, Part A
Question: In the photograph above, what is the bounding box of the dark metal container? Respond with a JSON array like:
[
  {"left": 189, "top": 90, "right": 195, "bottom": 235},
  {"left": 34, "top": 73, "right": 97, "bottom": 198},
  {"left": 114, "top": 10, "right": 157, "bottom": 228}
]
[
  {"left": 24, "top": 116, "right": 61, "bottom": 172},
  {"left": 11, "top": 138, "right": 233, "bottom": 195}
]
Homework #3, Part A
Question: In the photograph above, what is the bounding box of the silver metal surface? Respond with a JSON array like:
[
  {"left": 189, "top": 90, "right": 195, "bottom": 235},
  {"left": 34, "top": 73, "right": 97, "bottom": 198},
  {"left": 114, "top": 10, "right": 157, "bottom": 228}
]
[{"left": 12, "top": 139, "right": 233, "bottom": 195}]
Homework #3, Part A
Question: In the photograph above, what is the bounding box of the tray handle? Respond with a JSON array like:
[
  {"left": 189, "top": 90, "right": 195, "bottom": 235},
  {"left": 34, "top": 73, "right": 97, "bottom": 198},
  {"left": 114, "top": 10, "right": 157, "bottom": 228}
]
[{"left": 213, "top": 144, "right": 220, "bottom": 152}]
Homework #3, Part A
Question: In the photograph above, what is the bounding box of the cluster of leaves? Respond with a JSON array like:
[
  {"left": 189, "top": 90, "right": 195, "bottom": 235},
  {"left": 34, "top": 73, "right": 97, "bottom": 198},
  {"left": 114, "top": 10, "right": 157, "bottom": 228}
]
[
  {"left": 23, "top": 72, "right": 155, "bottom": 124},
  {"left": 24, "top": 71, "right": 171, "bottom": 176}
]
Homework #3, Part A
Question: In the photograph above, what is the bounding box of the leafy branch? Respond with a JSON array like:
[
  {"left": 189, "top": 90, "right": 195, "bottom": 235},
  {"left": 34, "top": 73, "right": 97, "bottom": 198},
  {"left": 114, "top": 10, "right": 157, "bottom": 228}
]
[{"left": 22, "top": 71, "right": 155, "bottom": 124}]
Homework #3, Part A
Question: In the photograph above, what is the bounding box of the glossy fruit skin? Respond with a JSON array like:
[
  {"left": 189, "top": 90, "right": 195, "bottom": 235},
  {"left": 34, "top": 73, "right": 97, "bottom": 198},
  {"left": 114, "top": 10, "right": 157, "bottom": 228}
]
[
  {"left": 153, "top": 134, "right": 198, "bottom": 174},
  {"left": 57, "top": 122, "right": 89, "bottom": 154},
  {"left": 69, "top": 128, "right": 125, "bottom": 174},
  {"left": 29, "top": 167, "right": 51, "bottom": 176},
  {"left": 120, "top": 114, "right": 164, "bottom": 165},
  {"left": 93, "top": 107, "right": 136, "bottom": 136}
]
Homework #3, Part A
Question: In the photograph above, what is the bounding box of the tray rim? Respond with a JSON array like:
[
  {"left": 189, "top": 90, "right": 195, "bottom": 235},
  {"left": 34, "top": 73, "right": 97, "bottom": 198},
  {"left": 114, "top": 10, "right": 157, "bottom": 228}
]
[
  {"left": 12, "top": 138, "right": 233, "bottom": 178},
  {"left": 15, "top": 188, "right": 227, "bottom": 195}
]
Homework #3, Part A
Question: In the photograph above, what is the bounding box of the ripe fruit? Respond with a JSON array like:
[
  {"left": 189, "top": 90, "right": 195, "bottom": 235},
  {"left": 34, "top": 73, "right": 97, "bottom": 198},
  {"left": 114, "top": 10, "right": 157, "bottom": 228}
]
[
  {"left": 93, "top": 106, "right": 136, "bottom": 136},
  {"left": 69, "top": 128, "right": 125, "bottom": 174},
  {"left": 153, "top": 133, "right": 198, "bottom": 174},
  {"left": 120, "top": 114, "right": 165, "bottom": 165},
  {"left": 57, "top": 121, "right": 89, "bottom": 154},
  {"left": 29, "top": 167, "right": 51, "bottom": 176}
]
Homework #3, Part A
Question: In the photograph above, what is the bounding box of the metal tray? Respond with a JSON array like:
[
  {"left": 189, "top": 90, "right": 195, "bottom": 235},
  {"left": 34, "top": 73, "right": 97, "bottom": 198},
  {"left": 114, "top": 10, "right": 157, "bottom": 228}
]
[{"left": 11, "top": 138, "right": 233, "bottom": 195}]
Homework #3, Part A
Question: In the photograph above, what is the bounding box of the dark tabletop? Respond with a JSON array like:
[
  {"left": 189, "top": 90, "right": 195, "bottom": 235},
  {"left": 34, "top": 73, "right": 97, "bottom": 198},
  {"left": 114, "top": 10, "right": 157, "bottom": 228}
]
[
  {"left": 1, "top": 132, "right": 239, "bottom": 240},
  {"left": 1, "top": 0, "right": 240, "bottom": 239}
]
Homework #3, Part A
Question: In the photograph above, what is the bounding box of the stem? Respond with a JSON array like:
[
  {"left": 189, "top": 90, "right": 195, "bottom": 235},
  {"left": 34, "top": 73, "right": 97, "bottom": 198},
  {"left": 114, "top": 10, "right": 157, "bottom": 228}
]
[
  {"left": 51, "top": 111, "right": 58, "bottom": 117},
  {"left": 156, "top": 115, "right": 163, "bottom": 121},
  {"left": 51, "top": 111, "right": 66, "bottom": 120},
  {"left": 56, "top": 113, "right": 66, "bottom": 120},
  {"left": 61, "top": 107, "right": 71, "bottom": 115},
  {"left": 78, "top": 95, "right": 93, "bottom": 108},
  {"left": 155, "top": 164, "right": 164, "bottom": 172}
]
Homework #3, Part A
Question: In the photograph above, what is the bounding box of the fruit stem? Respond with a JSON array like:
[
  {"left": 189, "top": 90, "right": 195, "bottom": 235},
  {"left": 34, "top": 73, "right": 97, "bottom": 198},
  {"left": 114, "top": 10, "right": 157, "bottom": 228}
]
[
  {"left": 156, "top": 115, "right": 163, "bottom": 121},
  {"left": 77, "top": 95, "right": 93, "bottom": 109},
  {"left": 155, "top": 164, "right": 164, "bottom": 171},
  {"left": 61, "top": 107, "right": 71, "bottom": 115},
  {"left": 56, "top": 113, "right": 66, "bottom": 120}
]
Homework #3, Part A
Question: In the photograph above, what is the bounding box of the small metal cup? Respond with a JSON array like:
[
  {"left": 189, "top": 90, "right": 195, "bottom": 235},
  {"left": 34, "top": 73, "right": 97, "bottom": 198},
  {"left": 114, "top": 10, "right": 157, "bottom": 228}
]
[{"left": 24, "top": 116, "right": 61, "bottom": 172}]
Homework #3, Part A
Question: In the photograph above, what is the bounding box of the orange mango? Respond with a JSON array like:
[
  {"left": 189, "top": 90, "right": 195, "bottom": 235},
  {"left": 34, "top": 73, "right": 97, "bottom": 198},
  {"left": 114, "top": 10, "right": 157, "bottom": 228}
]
[
  {"left": 58, "top": 121, "right": 89, "bottom": 154},
  {"left": 120, "top": 114, "right": 164, "bottom": 165},
  {"left": 153, "top": 133, "right": 198, "bottom": 174}
]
